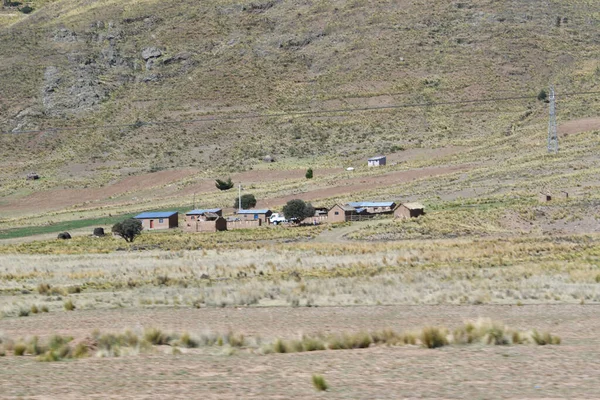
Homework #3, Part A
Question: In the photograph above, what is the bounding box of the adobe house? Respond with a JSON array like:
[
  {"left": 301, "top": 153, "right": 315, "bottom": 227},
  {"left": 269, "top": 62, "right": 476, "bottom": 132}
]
[
  {"left": 328, "top": 204, "right": 358, "bottom": 223},
  {"left": 195, "top": 216, "right": 228, "bottom": 232},
  {"left": 134, "top": 211, "right": 179, "bottom": 230},
  {"left": 237, "top": 209, "right": 273, "bottom": 223},
  {"left": 347, "top": 201, "right": 396, "bottom": 214},
  {"left": 559, "top": 191, "right": 569, "bottom": 199},
  {"left": 539, "top": 192, "right": 552, "bottom": 202},
  {"left": 394, "top": 203, "right": 425, "bottom": 219},
  {"left": 367, "top": 155, "right": 386, "bottom": 167},
  {"left": 185, "top": 208, "right": 223, "bottom": 225}
]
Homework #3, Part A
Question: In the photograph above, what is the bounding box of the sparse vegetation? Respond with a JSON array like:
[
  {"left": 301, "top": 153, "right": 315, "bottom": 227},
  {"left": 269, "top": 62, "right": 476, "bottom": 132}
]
[
  {"left": 312, "top": 375, "right": 328, "bottom": 392},
  {"left": 63, "top": 299, "right": 75, "bottom": 311}
]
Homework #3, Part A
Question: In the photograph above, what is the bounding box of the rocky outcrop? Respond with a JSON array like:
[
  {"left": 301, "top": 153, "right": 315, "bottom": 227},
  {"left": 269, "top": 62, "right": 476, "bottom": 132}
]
[
  {"left": 53, "top": 28, "right": 78, "bottom": 42},
  {"left": 142, "top": 47, "right": 162, "bottom": 70}
]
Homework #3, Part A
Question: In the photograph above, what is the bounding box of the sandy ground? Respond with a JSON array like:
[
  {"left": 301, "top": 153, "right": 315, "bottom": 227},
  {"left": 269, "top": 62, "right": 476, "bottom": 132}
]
[
  {"left": 559, "top": 117, "right": 600, "bottom": 135},
  {"left": 0, "top": 305, "right": 598, "bottom": 399}
]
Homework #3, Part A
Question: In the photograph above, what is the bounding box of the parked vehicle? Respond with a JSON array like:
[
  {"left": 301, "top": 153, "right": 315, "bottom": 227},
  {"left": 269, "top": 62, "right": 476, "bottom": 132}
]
[{"left": 269, "top": 213, "right": 288, "bottom": 225}]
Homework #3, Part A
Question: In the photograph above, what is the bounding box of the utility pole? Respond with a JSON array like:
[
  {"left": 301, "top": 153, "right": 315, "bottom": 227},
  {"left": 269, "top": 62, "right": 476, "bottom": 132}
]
[
  {"left": 238, "top": 184, "right": 242, "bottom": 211},
  {"left": 193, "top": 192, "right": 196, "bottom": 210},
  {"left": 548, "top": 86, "right": 558, "bottom": 153}
]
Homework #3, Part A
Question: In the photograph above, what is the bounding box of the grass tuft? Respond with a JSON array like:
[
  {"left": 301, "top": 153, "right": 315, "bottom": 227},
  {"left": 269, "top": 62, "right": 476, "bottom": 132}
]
[
  {"left": 63, "top": 299, "right": 76, "bottom": 311},
  {"left": 421, "top": 327, "right": 448, "bottom": 349},
  {"left": 312, "top": 374, "right": 329, "bottom": 391}
]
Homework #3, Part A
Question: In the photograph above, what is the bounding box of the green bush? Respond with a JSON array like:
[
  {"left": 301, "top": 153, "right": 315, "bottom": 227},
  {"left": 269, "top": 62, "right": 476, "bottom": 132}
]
[
  {"left": 215, "top": 177, "right": 234, "bottom": 190},
  {"left": 282, "top": 199, "right": 315, "bottom": 223},
  {"left": 112, "top": 219, "right": 143, "bottom": 243},
  {"left": 235, "top": 194, "right": 257, "bottom": 209},
  {"left": 305, "top": 168, "right": 313, "bottom": 179}
]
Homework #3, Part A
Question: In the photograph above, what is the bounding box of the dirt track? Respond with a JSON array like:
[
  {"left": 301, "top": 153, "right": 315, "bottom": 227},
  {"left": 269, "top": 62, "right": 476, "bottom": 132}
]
[{"left": 0, "top": 304, "right": 598, "bottom": 399}]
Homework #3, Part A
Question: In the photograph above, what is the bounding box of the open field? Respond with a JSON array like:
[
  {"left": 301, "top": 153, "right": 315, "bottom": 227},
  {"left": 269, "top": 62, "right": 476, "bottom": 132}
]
[
  {"left": 2, "top": 0, "right": 600, "bottom": 397},
  {"left": 0, "top": 305, "right": 597, "bottom": 399}
]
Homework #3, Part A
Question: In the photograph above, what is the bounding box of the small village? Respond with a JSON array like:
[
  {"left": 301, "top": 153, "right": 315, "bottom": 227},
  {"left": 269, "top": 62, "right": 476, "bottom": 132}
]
[{"left": 134, "top": 200, "right": 426, "bottom": 233}]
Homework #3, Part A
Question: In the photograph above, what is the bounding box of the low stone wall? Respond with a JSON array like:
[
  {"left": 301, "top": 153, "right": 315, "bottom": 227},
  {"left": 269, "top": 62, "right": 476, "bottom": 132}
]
[
  {"left": 227, "top": 220, "right": 262, "bottom": 230},
  {"left": 301, "top": 215, "right": 328, "bottom": 225}
]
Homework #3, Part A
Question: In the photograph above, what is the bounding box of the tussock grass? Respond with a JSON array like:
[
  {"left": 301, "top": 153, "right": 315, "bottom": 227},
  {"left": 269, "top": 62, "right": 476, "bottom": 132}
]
[
  {"left": 312, "top": 375, "right": 328, "bottom": 392},
  {"left": 421, "top": 327, "right": 449, "bottom": 349},
  {"left": 531, "top": 330, "right": 561, "bottom": 346},
  {"left": 63, "top": 299, "right": 76, "bottom": 311}
]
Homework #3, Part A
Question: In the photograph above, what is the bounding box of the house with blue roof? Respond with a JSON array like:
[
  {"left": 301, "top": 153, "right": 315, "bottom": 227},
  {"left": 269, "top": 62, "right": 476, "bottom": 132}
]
[
  {"left": 134, "top": 211, "right": 179, "bottom": 230},
  {"left": 346, "top": 201, "right": 396, "bottom": 214},
  {"left": 236, "top": 209, "right": 273, "bottom": 223}
]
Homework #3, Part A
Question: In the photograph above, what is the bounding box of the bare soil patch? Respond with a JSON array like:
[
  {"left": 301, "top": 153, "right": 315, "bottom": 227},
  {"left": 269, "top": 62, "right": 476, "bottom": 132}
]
[
  {"left": 559, "top": 117, "right": 600, "bottom": 135},
  {"left": 0, "top": 305, "right": 598, "bottom": 399}
]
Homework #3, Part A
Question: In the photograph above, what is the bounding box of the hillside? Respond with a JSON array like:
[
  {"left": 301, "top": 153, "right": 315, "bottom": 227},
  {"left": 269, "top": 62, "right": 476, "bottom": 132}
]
[{"left": 1, "top": 0, "right": 600, "bottom": 224}]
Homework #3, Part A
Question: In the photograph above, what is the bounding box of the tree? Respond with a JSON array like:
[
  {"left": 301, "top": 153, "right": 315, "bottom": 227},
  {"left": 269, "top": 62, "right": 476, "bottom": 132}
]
[
  {"left": 112, "top": 219, "right": 143, "bottom": 242},
  {"left": 282, "top": 199, "right": 315, "bottom": 223},
  {"left": 235, "top": 193, "right": 257, "bottom": 209},
  {"left": 215, "top": 177, "right": 234, "bottom": 191},
  {"left": 305, "top": 168, "right": 313, "bottom": 179},
  {"left": 537, "top": 89, "right": 548, "bottom": 102}
]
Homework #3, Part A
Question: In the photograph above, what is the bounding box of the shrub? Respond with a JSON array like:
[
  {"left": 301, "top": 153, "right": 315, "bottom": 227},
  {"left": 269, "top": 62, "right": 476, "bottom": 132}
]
[
  {"left": 312, "top": 375, "right": 328, "bottom": 391},
  {"left": 93, "top": 227, "right": 105, "bottom": 237},
  {"left": 14, "top": 343, "right": 26, "bottom": 356},
  {"left": 40, "top": 305, "right": 49, "bottom": 313},
  {"left": 20, "top": 5, "right": 33, "bottom": 14},
  {"left": 234, "top": 193, "right": 257, "bottom": 209},
  {"left": 305, "top": 168, "right": 313, "bottom": 179},
  {"left": 179, "top": 332, "right": 198, "bottom": 348},
  {"left": 302, "top": 337, "right": 326, "bottom": 352},
  {"left": 30, "top": 305, "right": 39, "bottom": 314},
  {"left": 531, "top": 330, "right": 561, "bottom": 345},
  {"left": 112, "top": 219, "right": 143, "bottom": 243},
  {"left": 64, "top": 299, "right": 76, "bottom": 311},
  {"left": 215, "top": 177, "right": 234, "bottom": 191},
  {"left": 273, "top": 339, "right": 287, "bottom": 353},
  {"left": 38, "top": 350, "right": 60, "bottom": 362},
  {"left": 144, "top": 328, "right": 170, "bottom": 345},
  {"left": 18, "top": 308, "right": 30, "bottom": 317},
  {"left": 537, "top": 89, "right": 548, "bottom": 102},
  {"left": 38, "top": 283, "right": 51, "bottom": 295},
  {"left": 57, "top": 232, "right": 71, "bottom": 240},
  {"left": 72, "top": 343, "right": 90, "bottom": 358},
  {"left": 282, "top": 199, "right": 315, "bottom": 223},
  {"left": 421, "top": 327, "right": 448, "bottom": 348}
]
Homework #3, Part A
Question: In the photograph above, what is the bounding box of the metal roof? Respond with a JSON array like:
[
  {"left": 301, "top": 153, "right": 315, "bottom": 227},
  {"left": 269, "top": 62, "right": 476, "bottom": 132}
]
[
  {"left": 237, "top": 209, "right": 271, "bottom": 214},
  {"left": 347, "top": 201, "right": 395, "bottom": 208},
  {"left": 401, "top": 202, "right": 424, "bottom": 210},
  {"left": 186, "top": 208, "right": 222, "bottom": 215},
  {"left": 135, "top": 211, "right": 178, "bottom": 219},
  {"left": 368, "top": 156, "right": 386, "bottom": 161}
]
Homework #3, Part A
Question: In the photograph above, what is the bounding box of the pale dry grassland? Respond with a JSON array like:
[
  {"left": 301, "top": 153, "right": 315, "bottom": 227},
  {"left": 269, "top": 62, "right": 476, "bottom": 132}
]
[{"left": 2, "top": 234, "right": 599, "bottom": 318}]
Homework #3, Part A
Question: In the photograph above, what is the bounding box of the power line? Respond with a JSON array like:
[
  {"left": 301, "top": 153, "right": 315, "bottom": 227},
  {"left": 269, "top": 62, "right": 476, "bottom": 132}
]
[{"left": 3, "top": 90, "right": 600, "bottom": 135}]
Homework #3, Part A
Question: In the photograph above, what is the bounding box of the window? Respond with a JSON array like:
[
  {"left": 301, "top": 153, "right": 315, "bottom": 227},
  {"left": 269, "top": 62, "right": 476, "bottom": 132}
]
[
  {"left": 254, "top": 214, "right": 259, "bottom": 220},
  {"left": 334, "top": 211, "right": 339, "bottom": 215},
  {"left": 159, "top": 218, "right": 164, "bottom": 223}
]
